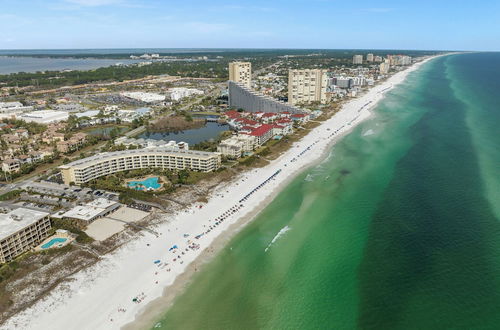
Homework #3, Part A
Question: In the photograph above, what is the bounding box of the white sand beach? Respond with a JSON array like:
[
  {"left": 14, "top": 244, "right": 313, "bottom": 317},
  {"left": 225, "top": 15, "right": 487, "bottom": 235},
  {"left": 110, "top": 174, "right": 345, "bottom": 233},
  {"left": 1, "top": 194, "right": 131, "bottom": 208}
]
[{"left": 1, "top": 56, "right": 436, "bottom": 330}]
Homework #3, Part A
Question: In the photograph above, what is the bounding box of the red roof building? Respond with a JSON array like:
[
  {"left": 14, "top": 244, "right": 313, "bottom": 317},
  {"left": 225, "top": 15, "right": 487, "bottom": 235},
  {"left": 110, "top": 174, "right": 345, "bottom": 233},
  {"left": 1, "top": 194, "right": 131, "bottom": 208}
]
[{"left": 245, "top": 124, "right": 274, "bottom": 145}]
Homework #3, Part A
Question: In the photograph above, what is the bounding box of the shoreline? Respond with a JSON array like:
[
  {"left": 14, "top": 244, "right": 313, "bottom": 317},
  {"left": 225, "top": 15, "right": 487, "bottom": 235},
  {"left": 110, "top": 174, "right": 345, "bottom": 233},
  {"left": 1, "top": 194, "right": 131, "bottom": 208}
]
[{"left": 1, "top": 56, "right": 438, "bottom": 330}]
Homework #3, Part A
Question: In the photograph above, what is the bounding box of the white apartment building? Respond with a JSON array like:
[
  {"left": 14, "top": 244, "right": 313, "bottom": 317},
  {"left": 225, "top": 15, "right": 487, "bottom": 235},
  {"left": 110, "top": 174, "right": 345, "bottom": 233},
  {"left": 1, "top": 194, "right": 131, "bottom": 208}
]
[
  {"left": 366, "top": 53, "right": 374, "bottom": 62},
  {"left": 217, "top": 139, "right": 243, "bottom": 159},
  {"left": 288, "top": 69, "right": 329, "bottom": 105},
  {"left": 115, "top": 137, "right": 189, "bottom": 150},
  {"left": 229, "top": 62, "right": 252, "bottom": 88},
  {"left": 353, "top": 55, "right": 363, "bottom": 65},
  {"left": 59, "top": 148, "right": 221, "bottom": 185},
  {"left": 217, "top": 135, "right": 256, "bottom": 159},
  {"left": 0, "top": 208, "right": 51, "bottom": 263}
]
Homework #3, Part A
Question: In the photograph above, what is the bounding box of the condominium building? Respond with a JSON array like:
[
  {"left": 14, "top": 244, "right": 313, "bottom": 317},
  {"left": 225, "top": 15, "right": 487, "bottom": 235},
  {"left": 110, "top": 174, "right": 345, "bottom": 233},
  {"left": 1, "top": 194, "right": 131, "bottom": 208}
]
[
  {"left": 0, "top": 208, "right": 51, "bottom": 264},
  {"left": 59, "top": 148, "right": 222, "bottom": 185},
  {"left": 229, "top": 81, "right": 305, "bottom": 114},
  {"left": 217, "top": 134, "right": 257, "bottom": 159},
  {"left": 229, "top": 62, "right": 252, "bottom": 88},
  {"left": 379, "top": 61, "right": 391, "bottom": 74},
  {"left": 353, "top": 55, "right": 363, "bottom": 65},
  {"left": 387, "top": 55, "right": 412, "bottom": 66},
  {"left": 366, "top": 53, "right": 374, "bottom": 62},
  {"left": 288, "top": 69, "right": 329, "bottom": 105}
]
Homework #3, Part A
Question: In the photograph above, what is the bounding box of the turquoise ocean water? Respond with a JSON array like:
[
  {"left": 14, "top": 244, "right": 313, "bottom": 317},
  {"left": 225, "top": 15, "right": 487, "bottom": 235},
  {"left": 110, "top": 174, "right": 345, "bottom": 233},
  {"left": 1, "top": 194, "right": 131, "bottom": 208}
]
[{"left": 152, "top": 53, "right": 500, "bottom": 329}]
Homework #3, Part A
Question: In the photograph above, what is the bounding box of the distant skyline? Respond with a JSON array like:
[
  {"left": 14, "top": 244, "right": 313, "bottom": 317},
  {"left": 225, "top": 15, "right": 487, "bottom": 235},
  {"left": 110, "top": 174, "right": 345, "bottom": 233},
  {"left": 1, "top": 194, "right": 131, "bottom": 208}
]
[{"left": 1, "top": 0, "right": 499, "bottom": 51}]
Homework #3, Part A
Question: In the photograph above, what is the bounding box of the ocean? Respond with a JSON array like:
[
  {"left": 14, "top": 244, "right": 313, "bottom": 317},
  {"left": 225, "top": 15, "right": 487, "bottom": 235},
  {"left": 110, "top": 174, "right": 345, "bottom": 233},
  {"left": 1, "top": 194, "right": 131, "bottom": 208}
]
[{"left": 151, "top": 53, "right": 500, "bottom": 329}]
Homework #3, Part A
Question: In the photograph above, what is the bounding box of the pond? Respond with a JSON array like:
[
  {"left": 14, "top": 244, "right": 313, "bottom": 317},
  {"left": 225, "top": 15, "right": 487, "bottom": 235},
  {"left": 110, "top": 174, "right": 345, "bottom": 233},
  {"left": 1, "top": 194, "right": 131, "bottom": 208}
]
[{"left": 139, "top": 121, "right": 229, "bottom": 145}]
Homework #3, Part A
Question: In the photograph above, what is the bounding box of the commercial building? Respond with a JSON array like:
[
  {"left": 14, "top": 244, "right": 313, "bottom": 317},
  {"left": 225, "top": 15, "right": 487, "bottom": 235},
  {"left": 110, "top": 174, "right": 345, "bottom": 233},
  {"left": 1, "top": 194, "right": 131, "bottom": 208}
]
[
  {"left": 168, "top": 88, "right": 204, "bottom": 101},
  {"left": 0, "top": 102, "right": 33, "bottom": 116},
  {"left": 121, "top": 92, "right": 166, "bottom": 103},
  {"left": 18, "top": 110, "right": 69, "bottom": 124},
  {"left": 353, "top": 55, "right": 363, "bottom": 65},
  {"left": 61, "top": 198, "right": 121, "bottom": 225},
  {"left": 229, "top": 81, "right": 305, "bottom": 114},
  {"left": 288, "top": 69, "right": 329, "bottom": 105},
  {"left": 59, "top": 148, "right": 221, "bottom": 185},
  {"left": 0, "top": 208, "right": 51, "bottom": 263},
  {"left": 229, "top": 62, "right": 252, "bottom": 88}
]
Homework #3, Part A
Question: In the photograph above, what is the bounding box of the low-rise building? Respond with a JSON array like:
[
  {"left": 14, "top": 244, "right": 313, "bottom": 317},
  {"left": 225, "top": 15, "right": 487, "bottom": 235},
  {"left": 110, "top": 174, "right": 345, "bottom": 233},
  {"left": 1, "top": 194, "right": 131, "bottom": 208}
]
[
  {"left": 0, "top": 208, "right": 51, "bottom": 263},
  {"left": 56, "top": 133, "right": 87, "bottom": 153},
  {"left": 0, "top": 102, "right": 33, "bottom": 115},
  {"left": 217, "top": 138, "right": 243, "bottom": 159},
  {"left": 18, "top": 110, "right": 69, "bottom": 124},
  {"left": 168, "top": 88, "right": 204, "bottom": 101},
  {"left": 114, "top": 137, "right": 189, "bottom": 150},
  {"left": 243, "top": 124, "right": 274, "bottom": 146},
  {"left": 2, "top": 159, "right": 21, "bottom": 173},
  {"left": 121, "top": 92, "right": 166, "bottom": 103},
  {"left": 217, "top": 134, "right": 257, "bottom": 159},
  {"left": 61, "top": 198, "right": 120, "bottom": 225}
]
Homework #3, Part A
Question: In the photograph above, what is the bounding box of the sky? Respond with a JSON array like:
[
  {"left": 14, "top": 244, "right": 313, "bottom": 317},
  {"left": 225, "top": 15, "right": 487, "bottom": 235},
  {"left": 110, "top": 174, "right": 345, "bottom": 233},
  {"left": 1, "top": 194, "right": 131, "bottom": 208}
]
[{"left": 1, "top": 0, "right": 499, "bottom": 51}]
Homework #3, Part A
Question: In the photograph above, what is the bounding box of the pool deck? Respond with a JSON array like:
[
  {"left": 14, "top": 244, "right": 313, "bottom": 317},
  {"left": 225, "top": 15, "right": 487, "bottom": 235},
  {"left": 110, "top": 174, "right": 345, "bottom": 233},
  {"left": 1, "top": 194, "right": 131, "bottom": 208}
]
[
  {"left": 124, "top": 175, "right": 167, "bottom": 192},
  {"left": 35, "top": 231, "right": 75, "bottom": 251}
]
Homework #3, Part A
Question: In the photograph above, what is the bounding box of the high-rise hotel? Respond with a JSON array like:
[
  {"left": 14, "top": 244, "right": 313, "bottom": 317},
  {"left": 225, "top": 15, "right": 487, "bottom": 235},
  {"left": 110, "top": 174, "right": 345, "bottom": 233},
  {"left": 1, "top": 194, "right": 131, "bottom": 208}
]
[
  {"left": 229, "top": 62, "right": 252, "bottom": 88},
  {"left": 288, "top": 69, "right": 328, "bottom": 105}
]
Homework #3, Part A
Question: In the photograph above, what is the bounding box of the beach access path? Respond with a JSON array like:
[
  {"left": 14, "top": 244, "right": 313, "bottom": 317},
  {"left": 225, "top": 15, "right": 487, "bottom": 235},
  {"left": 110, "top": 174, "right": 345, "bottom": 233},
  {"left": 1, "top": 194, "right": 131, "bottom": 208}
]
[{"left": 1, "top": 56, "right": 437, "bottom": 330}]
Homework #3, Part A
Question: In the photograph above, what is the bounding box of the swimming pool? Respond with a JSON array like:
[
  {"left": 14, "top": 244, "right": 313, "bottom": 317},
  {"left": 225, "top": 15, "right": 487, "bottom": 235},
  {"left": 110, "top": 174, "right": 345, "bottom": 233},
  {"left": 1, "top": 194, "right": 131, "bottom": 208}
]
[
  {"left": 127, "top": 177, "right": 161, "bottom": 191},
  {"left": 41, "top": 238, "right": 67, "bottom": 249}
]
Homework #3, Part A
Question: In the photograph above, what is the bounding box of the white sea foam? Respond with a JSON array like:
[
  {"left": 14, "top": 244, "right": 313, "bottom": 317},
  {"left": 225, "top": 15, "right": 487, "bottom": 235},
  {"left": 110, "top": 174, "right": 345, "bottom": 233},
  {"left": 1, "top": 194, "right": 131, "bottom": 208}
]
[
  {"left": 265, "top": 226, "right": 291, "bottom": 252},
  {"left": 363, "top": 129, "right": 375, "bottom": 136}
]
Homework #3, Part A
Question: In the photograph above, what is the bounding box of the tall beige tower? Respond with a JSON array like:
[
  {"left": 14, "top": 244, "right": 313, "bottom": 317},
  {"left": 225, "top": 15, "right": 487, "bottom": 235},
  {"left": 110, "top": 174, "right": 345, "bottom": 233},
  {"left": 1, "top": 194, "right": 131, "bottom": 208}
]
[
  {"left": 229, "top": 62, "right": 252, "bottom": 88},
  {"left": 353, "top": 55, "right": 363, "bottom": 65},
  {"left": 288, "top": 69, "right": 328, "bottom": 105}
]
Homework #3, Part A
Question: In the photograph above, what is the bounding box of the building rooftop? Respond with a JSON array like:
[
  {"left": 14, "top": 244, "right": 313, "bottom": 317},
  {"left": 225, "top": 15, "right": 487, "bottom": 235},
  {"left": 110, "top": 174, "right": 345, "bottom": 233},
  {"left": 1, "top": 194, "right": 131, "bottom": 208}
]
[
  {"left": 0, "top": 208, "right": 50, "bottom": 239},
  {"left": 249, "top": 124, "right": 274, "bottom": 137},
  {"left": 62, "top": 199, "right": 119, "bottom": 222},
  {"left": 86, "top": 198, "right": 118, "bottom": 209}
]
